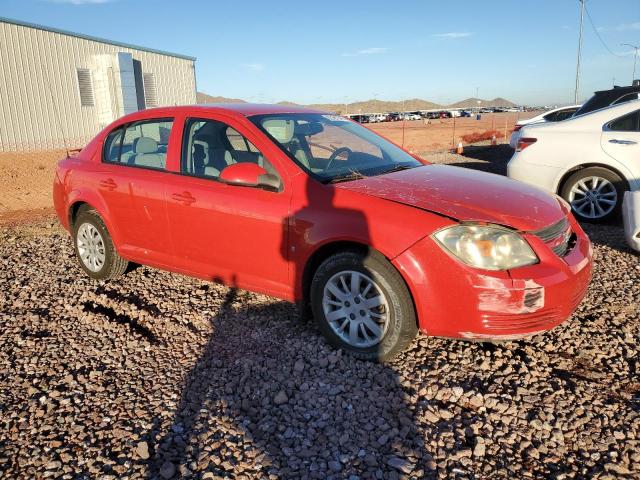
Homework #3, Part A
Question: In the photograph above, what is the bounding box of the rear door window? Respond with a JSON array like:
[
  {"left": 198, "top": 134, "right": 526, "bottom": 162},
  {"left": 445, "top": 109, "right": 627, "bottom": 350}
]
[{"left": 103, "top": 118, "right": 174, "bottom": 170}]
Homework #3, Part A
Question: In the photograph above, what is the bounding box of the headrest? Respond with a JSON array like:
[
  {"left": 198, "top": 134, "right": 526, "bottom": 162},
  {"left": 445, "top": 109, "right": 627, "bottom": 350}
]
[
  {"left": 262, "top": 119, "right": 295, "bottom": 143},
  {"left": 134, "top": 137, "right": 158, "bottom": 154}
]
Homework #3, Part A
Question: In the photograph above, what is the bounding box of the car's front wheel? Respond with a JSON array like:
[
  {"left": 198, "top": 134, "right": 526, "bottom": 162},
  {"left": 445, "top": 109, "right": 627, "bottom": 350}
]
[
  {"left": 73, "top": 207, "right": 128, "bottom": 280},
  {"left": 561, "top": 167, "right": 626, "bottom": 223},
  {"left": 310, "top": 250, "right": 418, "bottom": 361}
]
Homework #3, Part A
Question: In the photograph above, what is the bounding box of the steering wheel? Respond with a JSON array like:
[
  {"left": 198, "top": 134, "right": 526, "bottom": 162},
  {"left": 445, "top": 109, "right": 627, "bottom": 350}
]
[{"left": 325, "top": 147, "right": 353, "bottom": 171}]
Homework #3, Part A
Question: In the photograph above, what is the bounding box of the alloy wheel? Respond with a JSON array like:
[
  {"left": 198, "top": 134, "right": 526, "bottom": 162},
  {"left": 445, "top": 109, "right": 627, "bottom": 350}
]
[
  {"left": 568, "top": 176, "right": 617, "bottom": 219},
  {"left": 322, "top": 270, "right": 390, "bottom": 348},
  {"left": 76, "top": 222, "right": 106, "bottom": 272}
]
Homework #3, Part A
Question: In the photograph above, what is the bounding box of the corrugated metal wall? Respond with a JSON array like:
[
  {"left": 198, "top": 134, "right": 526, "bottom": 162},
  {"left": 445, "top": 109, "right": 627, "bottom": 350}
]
[{"left": 0, "top": 21, "right": 196, "bottom": 152}]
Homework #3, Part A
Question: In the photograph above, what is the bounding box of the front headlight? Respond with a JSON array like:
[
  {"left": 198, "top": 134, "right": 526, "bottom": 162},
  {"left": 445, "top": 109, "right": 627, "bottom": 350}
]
[{"left": 433, "top": 224, "right": 538, "bottom": 270}]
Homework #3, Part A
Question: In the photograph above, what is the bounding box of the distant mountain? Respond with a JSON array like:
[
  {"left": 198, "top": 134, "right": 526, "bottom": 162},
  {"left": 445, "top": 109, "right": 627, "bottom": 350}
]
[
  {"left": 197, "top": 92, "right": 517, "bottom": 112},
  {"left": 196, "top": 92, "right": 246, "bottom": 104},
  {"left": 488, "top": 97, "right": 517, "bottom": 108},
  {"left": 447, "top": 97, "right": 517, "bottom": 108}
]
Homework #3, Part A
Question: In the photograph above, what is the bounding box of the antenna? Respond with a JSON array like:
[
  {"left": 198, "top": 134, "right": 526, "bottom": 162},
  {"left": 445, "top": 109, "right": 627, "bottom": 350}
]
[
  {"left": 574, "top": 0, "right": 585, "bottom": 103},
  {"left": 41, "top": 62, "right": 71, "bottom": 157}
]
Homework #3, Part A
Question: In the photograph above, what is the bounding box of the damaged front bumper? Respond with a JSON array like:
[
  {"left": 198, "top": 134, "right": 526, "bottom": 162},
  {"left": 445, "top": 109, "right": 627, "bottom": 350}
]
[{"left": 392, "top": 216, "right": 593, "bottom": 340}]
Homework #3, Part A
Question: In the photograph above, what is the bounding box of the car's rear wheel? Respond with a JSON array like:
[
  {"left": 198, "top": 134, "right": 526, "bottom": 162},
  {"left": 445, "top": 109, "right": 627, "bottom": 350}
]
[
  {"left": 310, "top": 250, "right": 418, "bottom": 361},
  {"left": 73, "top": 208, "right": 128, "bottom": 280},
  {"left": 561, "top": 167, "right": 626, "bottom": 223}
]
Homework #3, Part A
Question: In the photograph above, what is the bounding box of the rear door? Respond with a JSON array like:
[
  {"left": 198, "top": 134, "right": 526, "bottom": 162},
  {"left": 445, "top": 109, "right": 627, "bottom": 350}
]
[
  {"left": 601, "top": 109, "right": 640, "bottom": 179},
  {"left": 99, "top": 118, "right": 175, "bottom": 266},
  {"left": 165, "top": 115, "right": 292, "bottom": 297}
]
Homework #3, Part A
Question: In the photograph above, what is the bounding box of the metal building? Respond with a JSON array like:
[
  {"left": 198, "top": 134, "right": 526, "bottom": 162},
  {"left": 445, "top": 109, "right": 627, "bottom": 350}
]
[{"left": 0, "top": 17, "right": 197, "bottom": 152}]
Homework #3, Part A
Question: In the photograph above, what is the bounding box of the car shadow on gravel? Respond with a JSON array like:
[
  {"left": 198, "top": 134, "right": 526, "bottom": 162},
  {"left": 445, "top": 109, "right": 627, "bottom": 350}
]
[{"left": 145, "top": 284, "right": 434, "bottom": 479}]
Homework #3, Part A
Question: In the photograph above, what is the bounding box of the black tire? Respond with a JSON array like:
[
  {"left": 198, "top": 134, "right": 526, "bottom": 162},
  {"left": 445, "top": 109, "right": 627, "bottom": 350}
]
[
  {"left": 72, "top": 207, "right": 128, "bottom": 280},
  {"left": 310, "top": 250, "right": 418, "bottom": 361},
  {"left": 560, "top": 167, "right": 627, "bottom": 223}
]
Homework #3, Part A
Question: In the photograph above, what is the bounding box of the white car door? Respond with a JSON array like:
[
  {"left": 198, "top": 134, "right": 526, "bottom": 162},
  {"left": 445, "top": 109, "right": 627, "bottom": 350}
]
[{"left": 601, "top": 109, "right": 640, "bottom": 181}]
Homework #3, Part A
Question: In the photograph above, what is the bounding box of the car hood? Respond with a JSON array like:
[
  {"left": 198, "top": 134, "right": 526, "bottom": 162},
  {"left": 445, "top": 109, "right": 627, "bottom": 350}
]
[{"left": 336, "top": 165, "right": 564, "bottom": 231}]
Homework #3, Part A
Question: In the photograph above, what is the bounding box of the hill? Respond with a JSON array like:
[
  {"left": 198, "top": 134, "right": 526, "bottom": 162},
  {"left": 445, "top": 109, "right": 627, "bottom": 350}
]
[
  {"left": 197, "top": 92, "right": 517, "bottom": 112},
  {"left": 447, "top": 97, "right": 517, "bottom": 108},
  {"left": 196, "top": 92, "right": 246, "bottom": 104}
]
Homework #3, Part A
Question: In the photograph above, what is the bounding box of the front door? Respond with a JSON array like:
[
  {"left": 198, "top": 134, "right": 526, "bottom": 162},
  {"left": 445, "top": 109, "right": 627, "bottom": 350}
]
[{"left": 165, "top": 116, "right": 292, "bottom": 298}]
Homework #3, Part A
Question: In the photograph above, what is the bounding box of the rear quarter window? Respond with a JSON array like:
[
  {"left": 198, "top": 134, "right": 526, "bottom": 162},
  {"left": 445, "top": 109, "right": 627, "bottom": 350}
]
[{"left": 104, "top": 128, "right": 123, "bottom": 163}]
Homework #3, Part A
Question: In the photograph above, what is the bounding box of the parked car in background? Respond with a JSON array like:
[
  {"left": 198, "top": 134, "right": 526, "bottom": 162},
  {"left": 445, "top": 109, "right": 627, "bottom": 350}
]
[
  {"left": 388, "top": 113, "right": 403, "bottom": 121},
  {"left": 54, "top": 104, "right": 592, "bottom": 360},
  {"left": 460, "top": 110, "right": 471, "bottom": 117},
  {"left": 509, "top": 105, "right": 581, "bottom": 148},
  {"left": 350, "top": 114, "right": 369, "bottom": 123},
  {"left": 508, "top": 100, "right": 640, "bottom": 222},
  {"left": 573, "top": 83, "right": 640, "bottom": 117},
  {"left": 623, "top": 191, "right": 640, "bottom": 251},
  {"left": 403, "top": 112, "right": 421, "bottom": 121}
]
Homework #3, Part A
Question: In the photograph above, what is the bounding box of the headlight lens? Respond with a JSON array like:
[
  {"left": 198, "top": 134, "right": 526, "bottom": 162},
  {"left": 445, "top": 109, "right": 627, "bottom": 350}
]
[{"left": 433, "top": 224, "right": 538, "bottom": 270}]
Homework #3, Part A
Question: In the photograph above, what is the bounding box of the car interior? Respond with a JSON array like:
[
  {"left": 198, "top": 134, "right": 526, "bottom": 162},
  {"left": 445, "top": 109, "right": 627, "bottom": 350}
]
[
  {"left": 184, "top": 119, "right": 280, "bottom": 185},
  {"left": 259, "top": 118, "right": 386, "bottom": 176}
]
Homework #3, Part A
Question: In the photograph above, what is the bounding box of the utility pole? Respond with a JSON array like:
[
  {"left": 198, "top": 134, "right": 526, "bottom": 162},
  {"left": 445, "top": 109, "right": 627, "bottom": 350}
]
[
  {"left": 574, "top": 0, "right": 585, "bottom": 104},
  {"left": 621, "top": 44, "right": 639, "bottom": 83}
]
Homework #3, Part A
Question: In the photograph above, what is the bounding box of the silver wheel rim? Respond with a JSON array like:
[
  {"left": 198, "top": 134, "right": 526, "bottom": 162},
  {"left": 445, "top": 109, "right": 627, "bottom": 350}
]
[
  {"left": 568, "top": 176, "right": 617, "bottom": 219},
  {"left": 322, "top": 270, "right": 390, "bottom": 348},
  {"left": 76, "top": 222, "right": 106, "bottom": 272}
]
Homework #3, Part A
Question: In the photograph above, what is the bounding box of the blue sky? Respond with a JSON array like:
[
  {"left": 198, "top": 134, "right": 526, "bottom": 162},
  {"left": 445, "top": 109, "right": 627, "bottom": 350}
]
[{"left": 3, "top": 0, "right": 640, "bottom": 105}]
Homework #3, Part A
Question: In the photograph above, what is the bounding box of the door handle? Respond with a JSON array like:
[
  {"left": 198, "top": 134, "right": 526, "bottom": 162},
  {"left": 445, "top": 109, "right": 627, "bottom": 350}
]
[
  {"left": 171, "top": 191, "right": 196, "bottom": 205},
  {"left": 99, "top": 178, "right": 117, "bottom": 190},
  {"left": 609, "top": 139, "right": 637, "bottom": 145}
]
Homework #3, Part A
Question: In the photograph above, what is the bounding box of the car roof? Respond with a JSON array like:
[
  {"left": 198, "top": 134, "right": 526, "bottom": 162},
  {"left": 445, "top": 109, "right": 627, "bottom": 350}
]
[
  {"left": 167, "top": 103, "right": 327, "bottom": 116},
  {"left": 524, "top": 98, "right": 640, "bottom": 130},
  {"left": 574, "top": 84, "right": 640, "bottom": 116}
]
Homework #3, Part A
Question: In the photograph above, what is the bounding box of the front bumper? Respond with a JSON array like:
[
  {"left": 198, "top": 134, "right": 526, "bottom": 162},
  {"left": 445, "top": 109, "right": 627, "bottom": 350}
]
[{"left": 392, "top": 215, "right": 593, "bottom": 339}]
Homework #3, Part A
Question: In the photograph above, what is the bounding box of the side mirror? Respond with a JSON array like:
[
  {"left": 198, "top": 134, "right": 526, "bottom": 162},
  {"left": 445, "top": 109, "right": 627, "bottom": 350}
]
[{"left": 219, "top": 162, "right": 281, "bottom": 191}]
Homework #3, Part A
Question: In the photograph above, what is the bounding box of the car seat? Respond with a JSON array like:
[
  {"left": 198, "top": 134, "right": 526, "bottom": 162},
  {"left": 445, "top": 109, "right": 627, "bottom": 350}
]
[{"left": 129, "top": 137, "right": 165, "bottom": 169}]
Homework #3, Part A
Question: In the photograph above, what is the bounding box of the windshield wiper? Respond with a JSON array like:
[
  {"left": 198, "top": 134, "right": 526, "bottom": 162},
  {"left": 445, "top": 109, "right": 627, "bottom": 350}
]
[
  {"left": 325, "top": 171, "right": 365, "bottom": 184},
  {"left": 375, "top": 164, "right": 416, "bottom": 176}
]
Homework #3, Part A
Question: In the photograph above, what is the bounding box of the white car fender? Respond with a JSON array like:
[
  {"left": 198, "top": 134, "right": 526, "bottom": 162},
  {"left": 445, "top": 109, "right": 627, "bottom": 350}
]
[
  {"left": 622, "top": 191, "right": 640, "bottom": 252},
  {"left": 551, "top": 158, "right": 639, "bottom": 194}
]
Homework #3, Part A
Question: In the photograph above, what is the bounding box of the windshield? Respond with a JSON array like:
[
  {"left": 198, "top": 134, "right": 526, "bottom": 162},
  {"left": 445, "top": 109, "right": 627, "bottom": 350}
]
[{"left": 250, "top": 113, "right": 422, "bottom": 183}]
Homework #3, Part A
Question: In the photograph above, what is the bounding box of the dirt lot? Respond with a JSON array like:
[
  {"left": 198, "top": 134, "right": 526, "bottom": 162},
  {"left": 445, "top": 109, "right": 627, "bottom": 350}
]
[
  {"left": 0, "top": 112, "right": 534, "bottom": 221},
  {"left": 0, "top": 147, "right": 638, "bottom": 479},
  {"left": 0, "top": 149, "right": 64, "bottom": 221},
  {"left": 367, "top": 112, "right": 535, "bottom": 153}
]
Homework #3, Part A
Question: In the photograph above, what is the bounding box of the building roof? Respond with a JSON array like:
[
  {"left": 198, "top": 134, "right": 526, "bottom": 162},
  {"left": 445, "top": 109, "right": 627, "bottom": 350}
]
[{"left": 0, "top": 16, "right": 196, "bottom": 61}]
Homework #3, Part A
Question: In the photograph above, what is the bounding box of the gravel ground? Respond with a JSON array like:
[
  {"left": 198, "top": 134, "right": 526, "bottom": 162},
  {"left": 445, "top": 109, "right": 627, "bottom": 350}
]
[{"left": 1, "top": 150, "right": 639, "bottom": 479}]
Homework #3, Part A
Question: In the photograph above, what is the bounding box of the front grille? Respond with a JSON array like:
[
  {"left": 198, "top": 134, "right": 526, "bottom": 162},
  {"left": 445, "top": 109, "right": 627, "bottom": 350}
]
[{"left": 532, "top": 217, "right": 573, "bottom": 257}]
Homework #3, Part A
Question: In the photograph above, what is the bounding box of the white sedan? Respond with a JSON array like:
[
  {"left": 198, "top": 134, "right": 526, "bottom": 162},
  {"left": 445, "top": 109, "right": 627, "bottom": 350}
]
[
  {"left": 509, "top": 105, "right": 581, "bottom": 148},
  {"left": 507, "top": 100, "right": 640, "bottom": 222}
]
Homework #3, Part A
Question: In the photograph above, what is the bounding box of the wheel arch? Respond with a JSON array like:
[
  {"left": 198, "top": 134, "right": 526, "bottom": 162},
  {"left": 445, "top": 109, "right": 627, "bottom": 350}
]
[
  {"left": 300, "top": 240, "right": 419, "bottom": 327},
  {"left": 66, "top": 197, "right": 122, "bottom": 249},
  {"left": 556, "top": 163, "right": 631, "bottom": 195}
]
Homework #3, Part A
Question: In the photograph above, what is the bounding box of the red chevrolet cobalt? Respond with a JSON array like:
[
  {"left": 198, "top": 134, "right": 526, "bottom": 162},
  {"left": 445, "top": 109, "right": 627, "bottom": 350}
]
[{"left": 53, "top": 105, "right": 592, "bottom": 360}]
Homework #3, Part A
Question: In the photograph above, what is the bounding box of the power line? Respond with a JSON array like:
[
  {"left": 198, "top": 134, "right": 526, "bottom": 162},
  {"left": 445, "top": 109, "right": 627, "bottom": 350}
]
[
  {"left": 575, "top": 0, "right": 585, "bottom": 104},
  {"left": 584, "top": 4, "right": 627, "bottom": 57}
]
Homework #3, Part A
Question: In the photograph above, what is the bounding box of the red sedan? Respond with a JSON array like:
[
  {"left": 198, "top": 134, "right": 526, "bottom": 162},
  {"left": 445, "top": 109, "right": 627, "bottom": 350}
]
[{"left": 53, "top": 104, "right": 592, "bottom": 360}]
